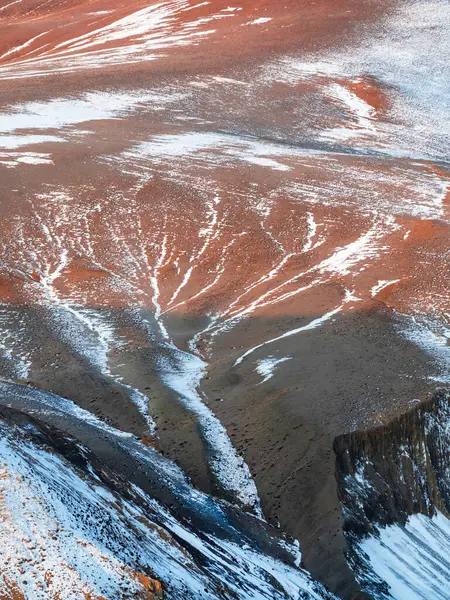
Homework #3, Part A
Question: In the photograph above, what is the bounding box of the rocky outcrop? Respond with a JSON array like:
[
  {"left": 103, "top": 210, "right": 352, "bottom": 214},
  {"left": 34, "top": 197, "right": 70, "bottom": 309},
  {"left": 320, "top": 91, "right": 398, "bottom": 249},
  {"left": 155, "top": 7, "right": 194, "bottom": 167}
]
[{"left": 334, "top": 390, "right": 450, "bottom": 597}]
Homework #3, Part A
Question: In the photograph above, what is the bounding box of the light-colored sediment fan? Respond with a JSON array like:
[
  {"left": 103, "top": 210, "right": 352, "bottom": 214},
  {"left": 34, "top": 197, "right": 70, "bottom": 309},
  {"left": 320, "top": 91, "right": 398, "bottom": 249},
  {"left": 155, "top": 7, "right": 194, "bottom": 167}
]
[{"left": 0, "top": 0, "right": 449, "bottom": 598}]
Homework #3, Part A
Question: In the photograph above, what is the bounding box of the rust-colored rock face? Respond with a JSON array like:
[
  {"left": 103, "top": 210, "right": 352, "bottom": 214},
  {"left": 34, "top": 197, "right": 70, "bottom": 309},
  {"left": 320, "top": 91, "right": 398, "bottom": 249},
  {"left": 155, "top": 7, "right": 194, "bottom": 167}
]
[{"left": 0, "top": 0, "right": 449, "bottom": 599}]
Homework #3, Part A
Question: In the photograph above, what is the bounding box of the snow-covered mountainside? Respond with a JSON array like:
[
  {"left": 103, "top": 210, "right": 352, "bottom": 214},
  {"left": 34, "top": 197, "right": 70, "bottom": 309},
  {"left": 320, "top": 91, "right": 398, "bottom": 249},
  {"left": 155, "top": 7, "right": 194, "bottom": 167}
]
[
  {"left": 0, "top": 400, "right": 333, "bottom": 600},
  {"left": 0, "top": 0, "right": 449, "bottom": 598},
  {"left": 357, "top": 511, "right": 450, "bottom": 600}
]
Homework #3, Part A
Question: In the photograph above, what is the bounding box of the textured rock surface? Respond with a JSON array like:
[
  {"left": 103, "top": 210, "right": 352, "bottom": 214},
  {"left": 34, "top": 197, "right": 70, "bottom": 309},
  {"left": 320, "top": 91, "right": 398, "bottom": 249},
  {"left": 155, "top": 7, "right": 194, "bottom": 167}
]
[{"left": 335, "top": 391, "right": 450, "bottom": 598}]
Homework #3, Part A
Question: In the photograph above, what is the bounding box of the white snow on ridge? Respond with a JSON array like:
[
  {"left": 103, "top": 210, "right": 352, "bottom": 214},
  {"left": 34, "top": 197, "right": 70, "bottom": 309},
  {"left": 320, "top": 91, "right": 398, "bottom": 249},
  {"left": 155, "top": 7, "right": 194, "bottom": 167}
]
[
  {"left": 321, "top": 82, "right": 376, "bottom": 142},
  {"left": 358, "top": 511, "right": 450, "bottom": 600},
  {"left": 0, "top": 89, "right": 185, "bottom": 134},
  {"left": 235, "top": 304, "right": 343, "bottom": 366},
  {"left": 399, "top": 313, "right": 450, "bottom": 383},
  {"left": 0, "top": 134, "right": 60, "bottom": 148},
  {"left": 0, "top": 430, "right": 150, "bottom": 600},
  {"left": 0, "top": 419, "right": 333, "bottom": 600},
  {"left": 371, "top": 279, "right": 401, "bottom": 298},
  {"left": 247, "top": 17, "right": 272, "bottom": 25},
  {"left": 0, "top": 0, "right": 22, "bottom": 12},
  {"left": 123, "top": 131, "right": 322, "bottom": 172},
  {"left": 0, "top": 31, "right": 49, "bottom": 60},
  {"left": 0, "top": 89, "right": 184, "bottom": 165},
  {"left": 47, "top": 304, "right": 156, "bottom": 433},
  {"left": 0, "top": 150, "right": 53, "bottom": 166},
  {"left": 0, "top": 0, "right": 233, "bottom": 78},
  {"left": 266, "top": 0, "right": 450, "bottom": 160}
]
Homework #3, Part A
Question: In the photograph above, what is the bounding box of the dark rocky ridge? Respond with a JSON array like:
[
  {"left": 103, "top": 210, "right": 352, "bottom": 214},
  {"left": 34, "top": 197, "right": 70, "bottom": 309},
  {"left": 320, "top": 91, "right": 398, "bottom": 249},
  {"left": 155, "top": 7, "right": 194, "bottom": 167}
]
[{"left": 334, "top": 390, "right": 450, "bottom": 598}]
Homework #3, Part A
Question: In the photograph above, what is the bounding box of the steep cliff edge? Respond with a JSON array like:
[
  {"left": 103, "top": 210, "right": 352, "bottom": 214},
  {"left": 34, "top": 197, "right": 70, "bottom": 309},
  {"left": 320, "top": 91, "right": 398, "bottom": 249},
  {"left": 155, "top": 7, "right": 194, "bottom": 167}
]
[{"left": 334, "top": 390, "right": 450, "bottom": 598}]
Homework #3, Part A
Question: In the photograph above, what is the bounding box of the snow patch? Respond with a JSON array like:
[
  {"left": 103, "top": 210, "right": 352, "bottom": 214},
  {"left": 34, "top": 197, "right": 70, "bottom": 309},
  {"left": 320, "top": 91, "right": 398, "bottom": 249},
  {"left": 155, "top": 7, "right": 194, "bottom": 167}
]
[
  {"left": 159, "top": 344, "right": 262, "bottom": 514},
  {"left": 358, "top": 511, "right": 450, "bottom": 600},
  {"left": 247, "top": 17, "right": 272, "bottom": 25},
  {"left": 371, "top": 279, "right": 401, "bottom": 298},
  {"left": 256, "top": 356, "right": 292, "bottom": 383}
]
